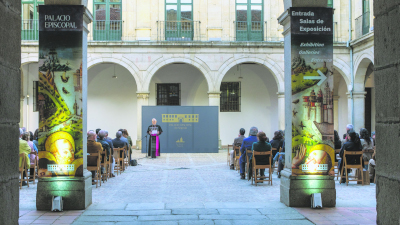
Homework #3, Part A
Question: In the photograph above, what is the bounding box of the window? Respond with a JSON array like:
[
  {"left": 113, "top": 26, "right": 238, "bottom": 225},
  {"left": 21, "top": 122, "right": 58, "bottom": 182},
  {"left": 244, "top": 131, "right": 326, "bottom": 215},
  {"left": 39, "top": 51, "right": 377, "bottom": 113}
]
[
  {"left": 93, "top": 0, "right": 122, "bottom": 41},
  {"left": 21, "top": 0, "right": 43, "bottom": 40},
  {"left": 362, "top": 0, "right": 370, "bottom": 35},
  {"left": 235, "top": 0, "right": 263, "bottom": 41},
  {"left": 33, "top": 81, "right": 38, "bottom": 112},
  {"left": 165, "top": 0, "right": 193, "bottom": 41},
  {"left": 327, "top": 0, "right": 333, "bottom": 7},
  {"left": 156, "top": 83, "right": 181, "bottom": 106},
  {"left": 220, "top": 82, "right": 241, "bottom": 112}
]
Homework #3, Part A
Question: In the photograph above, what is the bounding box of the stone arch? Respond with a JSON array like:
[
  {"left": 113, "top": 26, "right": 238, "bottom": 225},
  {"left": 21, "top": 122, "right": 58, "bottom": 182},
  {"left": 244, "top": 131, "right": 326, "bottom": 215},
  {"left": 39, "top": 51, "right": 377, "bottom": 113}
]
[
  {"left": 216, "top": 56, "right": 284, "bottom": 93},
  {"left": 21, "top": 53, "right": 39, "bottom": 66},
  {"left": 354, "top": 53, "right": 374, "bottom": 92},
  {"left": 144, "top": 57, "right": 213, "bottom": 92},
  {"left": 333, "top": 57, "right": 351, "bottom": 92},
  {"left": 87, "top": 56, "right": 142, "bottom": 91}
]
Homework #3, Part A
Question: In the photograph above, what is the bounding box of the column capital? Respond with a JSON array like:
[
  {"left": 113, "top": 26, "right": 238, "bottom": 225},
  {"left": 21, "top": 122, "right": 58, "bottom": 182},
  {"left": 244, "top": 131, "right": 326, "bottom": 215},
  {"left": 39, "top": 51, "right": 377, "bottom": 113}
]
[
  {"left": 333, "top": 95, "right": 340, "bottom": 101},
  {"left": 277, "top": 92, "right": 285, "bottom": 98},
  {"left": 208, "top": 91, "right": 221, "bottom": 98},
  {"left": 347, "top": 91, "right": 367, "bottom": 99},
  {"left": 137, "top": 92, "right": 150, "bottom": 99}
]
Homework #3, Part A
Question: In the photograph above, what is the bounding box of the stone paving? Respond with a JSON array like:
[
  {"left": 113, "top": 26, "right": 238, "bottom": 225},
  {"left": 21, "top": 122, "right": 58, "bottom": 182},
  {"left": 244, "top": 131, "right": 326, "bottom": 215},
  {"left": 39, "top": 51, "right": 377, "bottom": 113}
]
[{"left": 19, "top": 150, "right": 377, "bottom": 225}]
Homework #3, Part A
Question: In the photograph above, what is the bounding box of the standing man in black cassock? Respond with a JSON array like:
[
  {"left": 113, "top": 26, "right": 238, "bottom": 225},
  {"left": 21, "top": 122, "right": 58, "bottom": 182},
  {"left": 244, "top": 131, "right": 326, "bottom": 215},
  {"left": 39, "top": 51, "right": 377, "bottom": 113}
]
[{"left": 147, "top": 118, "right": 163, "bottom": 157}]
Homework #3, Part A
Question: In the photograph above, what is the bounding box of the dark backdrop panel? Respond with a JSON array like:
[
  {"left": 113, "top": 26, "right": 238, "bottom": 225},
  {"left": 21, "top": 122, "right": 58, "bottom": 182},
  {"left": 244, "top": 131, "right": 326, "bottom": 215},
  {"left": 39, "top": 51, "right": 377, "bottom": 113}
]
[{"left": 141, "top": 106, "right": 219, "bottom": 153}]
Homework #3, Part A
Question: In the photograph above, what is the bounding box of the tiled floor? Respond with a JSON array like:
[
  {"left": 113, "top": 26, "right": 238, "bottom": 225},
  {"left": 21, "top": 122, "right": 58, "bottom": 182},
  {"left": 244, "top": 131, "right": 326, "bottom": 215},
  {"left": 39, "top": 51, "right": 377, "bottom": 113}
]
[{"left": 19, "top": 150, "right": 377, "bottom": 225}]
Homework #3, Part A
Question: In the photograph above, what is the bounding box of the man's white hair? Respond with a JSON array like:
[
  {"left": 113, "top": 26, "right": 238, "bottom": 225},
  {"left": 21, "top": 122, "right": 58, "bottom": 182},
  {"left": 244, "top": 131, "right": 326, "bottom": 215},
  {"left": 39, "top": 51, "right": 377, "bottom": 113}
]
[
  {"left": 346, "top": 124, "right": 354, "bottom": 130},
  {"left": 152, "top": 118, "right": 157, "bottom": 121}
]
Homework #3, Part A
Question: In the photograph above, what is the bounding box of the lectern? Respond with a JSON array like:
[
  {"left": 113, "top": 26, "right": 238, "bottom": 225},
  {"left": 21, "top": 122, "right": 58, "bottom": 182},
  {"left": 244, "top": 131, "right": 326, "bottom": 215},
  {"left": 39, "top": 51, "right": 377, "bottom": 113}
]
[{"left": 149, "top": 127, "right": 158, "bottom": 158}]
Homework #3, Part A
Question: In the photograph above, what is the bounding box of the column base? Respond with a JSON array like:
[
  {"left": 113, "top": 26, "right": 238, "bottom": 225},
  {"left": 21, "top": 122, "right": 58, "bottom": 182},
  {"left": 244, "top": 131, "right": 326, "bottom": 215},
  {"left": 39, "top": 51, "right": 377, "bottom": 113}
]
[
  {"left": 218, "top": 139, "right": 222, "bottom": 149},
  {"left": 36, "top": 170, "right": 92, "bottom": 210},
  {"left": 136, "top": 139, "right": 141, "bottom": 150},
  {"left": 280, "top": 169, "right": 336, "bottom": 207}
]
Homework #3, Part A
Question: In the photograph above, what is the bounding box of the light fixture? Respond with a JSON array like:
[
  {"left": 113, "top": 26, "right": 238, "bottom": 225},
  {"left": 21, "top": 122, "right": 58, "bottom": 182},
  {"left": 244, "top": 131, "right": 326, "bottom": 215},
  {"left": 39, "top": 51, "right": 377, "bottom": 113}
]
[
  {"left": 238, "top": 64, "right": 243, "bottom": 80},
  {"left": 112, "top": 65, "right": 117, "bottom": 78}
]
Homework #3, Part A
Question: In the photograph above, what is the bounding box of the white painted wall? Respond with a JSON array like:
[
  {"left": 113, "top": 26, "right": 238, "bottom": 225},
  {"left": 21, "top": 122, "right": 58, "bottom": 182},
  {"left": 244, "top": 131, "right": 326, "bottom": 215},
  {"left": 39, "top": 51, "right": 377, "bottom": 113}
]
[
  {"left": 88, "top": 64, "right": 138, "bottom": 140},
  {"left": 148, "top": 64, "right": 209, "bottom": 106},
  {"left": 21, "top": 63, "right": 39, "bottom": 132},
  {"left": 220, "top": 64, "right": 279, "bottom": 145}
]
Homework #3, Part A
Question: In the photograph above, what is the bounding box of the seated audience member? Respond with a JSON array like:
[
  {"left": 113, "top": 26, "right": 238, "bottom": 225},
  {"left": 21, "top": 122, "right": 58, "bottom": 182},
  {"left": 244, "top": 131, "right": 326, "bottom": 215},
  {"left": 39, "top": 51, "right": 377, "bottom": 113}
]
[
  {"left": 229, "top": 128, "right": 246, "bottom": 170},
  {"left": 103, "top": 130, "right": 115, "bottom": 177},
  {"left": 96, "top": 128, "right": 101, "bottom": 141},
  {"left": 87, "top": 131, "right": 103, "bottom": 178},
  {"left": 118, "top": 129, "right": 130, "bottom": 152},
  {"left": 22, "top": 132, "right": 38, "bottom": 180},
  {"left": 270, "top": 131, "right": 284, "bottom": 162},
  {"left": 19, "top": 129, "right": 31, "bottom": 186},
  {"left": 368, "top": 152, "right": 376, "bottom": 182},
  {"left": 371, "top": 131, "right": 376, "bottom": 146},
  {"left": 334, "top": 130, "right": 342, "bottom": 149},
  {"left": 113, "top": 131, "right": 128, "bottom": 164},
  {"left": 33, "top": 129, "right": 39, "bottom": 148},
  {"left": 277, "top": 141, "right": 285, "bottom": 178},
  {"left": 239, "top": 127, "right": 258, "bottom": 180},
  {"left": 122, "top": 129, "right": 133, "bottom": 160},
  {"left": 360, "top": 128, "right": 374, "bottom": 165},
  {"left": 338, "top": 129, "right": 362, "bottom": 183},
  {"left": 98, "top": 130, "right": 111, "bottom": 172},
  {"left": 250, "top": 131, "right": 272, "bottom": 180},
  {"left": 342, "top": 133, "right": 347, "bottom": 146}
]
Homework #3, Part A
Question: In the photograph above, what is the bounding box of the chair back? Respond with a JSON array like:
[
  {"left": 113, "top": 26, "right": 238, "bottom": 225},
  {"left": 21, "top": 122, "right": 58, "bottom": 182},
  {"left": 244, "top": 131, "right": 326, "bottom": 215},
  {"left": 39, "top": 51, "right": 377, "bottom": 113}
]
[
  {"left": 253, "top": 151, "right": 272, "bottom": 166},
  {"left": 88, "top": 152, "right": 101, "bottom": 167},
  {"left": 343, "top": 151, "right": 363, "bottom": 169},
  {"left": 19, "top": 153, "right": 26, "bottom": 171},
  {"left": 233, "top": 146, "right": 241, "bottom": 157}
]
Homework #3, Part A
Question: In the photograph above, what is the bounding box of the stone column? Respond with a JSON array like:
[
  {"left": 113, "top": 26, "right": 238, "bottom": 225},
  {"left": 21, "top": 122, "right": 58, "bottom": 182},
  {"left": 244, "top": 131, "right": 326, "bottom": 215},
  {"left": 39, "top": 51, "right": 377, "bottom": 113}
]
[
  {"left": 352, "top": 91, "right": 366, "bottom": 132},
  {"left": 375, "top": 2, "right": 400, "bottom": 223},
  {"left": 0, "top": 0, "right": 21, "bottom": 224},
  {"left": 277, "top": 92, "right": 285, "bottom": 130},
  {"left": 136, "top": 92, "right": 149, "bottom": 150},
  {"left": 208, "top": 92, "right": 221, "bottom": 149},
  {"left": 346, "top": 92, "right": 353, "bottom": 127},
  {"left": 278, "top": 0, "right": 336, "bottom": 207},
  {"left": 333, "top": 96, "right": 339, "bottom": 131},
  {"left": 36, "top": 1, "right": 93, "bottom": 210}
]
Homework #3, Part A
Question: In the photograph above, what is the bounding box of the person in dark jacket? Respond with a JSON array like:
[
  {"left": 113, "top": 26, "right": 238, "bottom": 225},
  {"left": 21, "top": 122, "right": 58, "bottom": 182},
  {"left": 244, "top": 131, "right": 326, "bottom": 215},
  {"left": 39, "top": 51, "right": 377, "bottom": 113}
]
[
  {"left": 239, "top": 127, "right": 258, "bottom": 179},
  {"left": 230, "top": 128, "right": 246, "bottom": 170},
  {"left": 334, "top": 130, "right": 342, "bottom": 149},
  {"left": 338, "top": 129, "right": 362, "bottom": 183},
  {"left": 249, "top": 131, "right": 272, "bottom": 180},
  {"left": 270, "top": 130, "right": 284, "bottom": 161}
]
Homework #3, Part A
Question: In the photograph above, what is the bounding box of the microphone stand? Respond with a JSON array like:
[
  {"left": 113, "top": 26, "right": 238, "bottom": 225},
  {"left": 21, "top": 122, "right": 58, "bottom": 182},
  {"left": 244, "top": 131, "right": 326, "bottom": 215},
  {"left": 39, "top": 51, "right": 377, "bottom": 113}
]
[{"left": 138, "top": 134, "right": 149, "bottom": 158}]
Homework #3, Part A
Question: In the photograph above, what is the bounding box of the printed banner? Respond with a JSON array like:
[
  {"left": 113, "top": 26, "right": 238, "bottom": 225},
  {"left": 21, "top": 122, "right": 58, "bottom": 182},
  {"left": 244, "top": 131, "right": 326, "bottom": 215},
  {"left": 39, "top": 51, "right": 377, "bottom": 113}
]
[
  {"left": 142, "top": 106, "right": 219, "bottom": 153},
  {"left": 38, "top": 5, "right": 84, "bottom": 177},
  {"left": 290, "top": 7, "right": 335, "bottom": 176}
]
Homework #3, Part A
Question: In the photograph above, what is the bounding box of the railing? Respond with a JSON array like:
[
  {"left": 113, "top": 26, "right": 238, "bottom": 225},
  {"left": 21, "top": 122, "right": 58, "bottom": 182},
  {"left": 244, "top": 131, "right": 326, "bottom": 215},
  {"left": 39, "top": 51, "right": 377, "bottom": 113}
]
[
  {"left": 234, "top": 21, "right": 265, "bottom": 41},
  {"left": 157, "top": 21, "right": 201, "bottom": 41},
  {"left": 21, "top": 19, "right": 39, "bottom": 41},
  {"left": 90, "top": 20, "right": 123, "bottom": 41},
  {"left": 355, "top": 11, "right": 370, "bottom": 39}
]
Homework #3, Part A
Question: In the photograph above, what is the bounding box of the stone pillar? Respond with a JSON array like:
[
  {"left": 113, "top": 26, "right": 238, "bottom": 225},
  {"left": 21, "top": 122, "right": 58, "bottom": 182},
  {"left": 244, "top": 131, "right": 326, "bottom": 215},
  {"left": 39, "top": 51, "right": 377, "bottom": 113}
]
[
  {"left": 36, "top": 1, "right": 93, "bottom": 210},
  {"left": 0, "top": 0, "right": 21, "bottom": 224},
  {"left": 353, "top": 91, "right": 366, "bottom": 133},
  {"left": 278, "top": 0, "right": 336, "bottom": 207},
  {"left": 208, "top": 92, "right": 221, "bottom": 149},
  {"left": 375, "top": 3, "right": 400, "bottom": 223},
  {"left": 136, "top": 92, "right": 149, "bottom": 150},
  {"left": 333, "top": 96, "right": 339, "bottom": 131},
  {"left": 277, "top": 92, "right": 285, "bottom": 130}
]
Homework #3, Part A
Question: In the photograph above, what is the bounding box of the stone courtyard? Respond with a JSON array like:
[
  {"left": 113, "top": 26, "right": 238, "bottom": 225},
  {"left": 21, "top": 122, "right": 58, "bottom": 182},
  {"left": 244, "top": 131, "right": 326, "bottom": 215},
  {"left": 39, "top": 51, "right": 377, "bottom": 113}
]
[{"left": 18, "top": 150, "right": 376, "bottom": 225}]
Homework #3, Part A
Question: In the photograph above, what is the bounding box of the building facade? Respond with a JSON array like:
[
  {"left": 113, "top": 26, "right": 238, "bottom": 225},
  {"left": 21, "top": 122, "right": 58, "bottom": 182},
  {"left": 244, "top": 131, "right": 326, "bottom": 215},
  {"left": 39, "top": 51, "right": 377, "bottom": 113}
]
[{"left": 20, "top": 0, "right": 375, "bottom": 148}]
